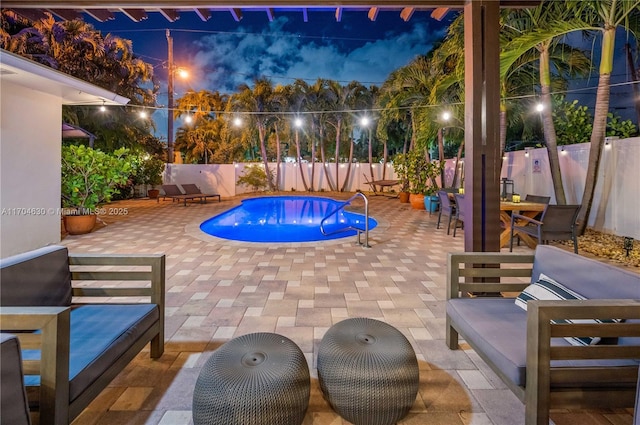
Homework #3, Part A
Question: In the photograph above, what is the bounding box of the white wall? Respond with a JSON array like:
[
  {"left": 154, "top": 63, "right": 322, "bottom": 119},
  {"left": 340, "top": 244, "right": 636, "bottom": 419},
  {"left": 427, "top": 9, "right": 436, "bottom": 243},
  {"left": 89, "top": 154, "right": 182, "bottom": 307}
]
[
  {"left": 501, "top": 138, "right": 640, "bottom": 239},
  {"left": 168, "top": 139, "right": 638, "bottom": 239},
  {"left": 0, "top": 81, "right": 62, "bottom": 257},
  {"left": 166, "top": 162, "right": 399, "bottom": 196}
]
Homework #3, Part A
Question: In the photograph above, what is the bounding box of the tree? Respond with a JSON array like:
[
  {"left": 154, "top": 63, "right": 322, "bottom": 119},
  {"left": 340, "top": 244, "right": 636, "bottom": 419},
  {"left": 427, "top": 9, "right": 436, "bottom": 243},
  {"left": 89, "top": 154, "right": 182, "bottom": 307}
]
[
  {"left": 0, "top": 11, "right": 157, "bottom": 106},
  {"left": 502, "top": 2, "right": 592, "bottom": 204},
  {"left": 289, "top": 80, "right": 311, "bottom": 191},
  {"left": 1, "top": 10, "right": 159, "bottom": 157},
  {"left": 575, "top": 0, "right": 640, "bottom": 233},
  {"left": 233, "top": 78, "right": 278, "bottom": 190},
  {"left": 173, "top": 90, "right": 231, "bottom": 163},
  {"left": 499, "top": 0, "right": 640, "bottom": 232}
]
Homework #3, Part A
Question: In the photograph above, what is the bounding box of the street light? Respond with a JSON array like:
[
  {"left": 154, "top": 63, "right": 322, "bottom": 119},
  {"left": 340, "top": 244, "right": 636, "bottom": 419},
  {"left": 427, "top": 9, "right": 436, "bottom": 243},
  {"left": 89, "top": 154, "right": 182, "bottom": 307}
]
[{"left": 166, "top": 29, "right": 189, "bottom": 164}]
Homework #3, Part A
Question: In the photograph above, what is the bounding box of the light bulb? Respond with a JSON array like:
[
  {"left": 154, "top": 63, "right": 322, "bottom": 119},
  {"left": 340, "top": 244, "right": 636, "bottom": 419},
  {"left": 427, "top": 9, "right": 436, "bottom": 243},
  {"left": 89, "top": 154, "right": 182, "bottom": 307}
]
[
  {"left": 233, "top": 117, "right": 242, "bottom": 127},
  {"left": 535, "top": 103, "right": 544, "bottom": 112},
  {"left": 442, "top": 111, "right": 451, "bottom": 121},
  {"left": 185, "top": 115, "right": 193, "bottom": 124}
]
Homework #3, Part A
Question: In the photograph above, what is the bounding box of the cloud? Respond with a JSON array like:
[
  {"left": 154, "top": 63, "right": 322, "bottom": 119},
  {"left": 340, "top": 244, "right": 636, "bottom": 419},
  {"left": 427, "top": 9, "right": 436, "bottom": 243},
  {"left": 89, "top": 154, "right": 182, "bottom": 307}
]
[{"left": 186, "top": 17, "right": 443, "bottom": 93}]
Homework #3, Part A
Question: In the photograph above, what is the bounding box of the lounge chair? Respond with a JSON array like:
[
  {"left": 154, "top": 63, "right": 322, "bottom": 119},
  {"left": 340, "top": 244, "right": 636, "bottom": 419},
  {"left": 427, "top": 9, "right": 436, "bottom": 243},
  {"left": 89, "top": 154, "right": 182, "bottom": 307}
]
[
  {"left": 180, "top": 184, "right": 221, "bottom": 203},
  {"left": 158, "top": 184, "right": 203, "bottom": 206}
]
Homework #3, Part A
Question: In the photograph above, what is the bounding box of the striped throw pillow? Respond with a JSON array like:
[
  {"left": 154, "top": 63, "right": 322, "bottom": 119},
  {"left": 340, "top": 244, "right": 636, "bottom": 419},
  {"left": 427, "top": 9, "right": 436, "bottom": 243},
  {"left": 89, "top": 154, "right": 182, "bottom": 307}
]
[{"left": 515, "top": 274, "right": 616, "bottom": 346}]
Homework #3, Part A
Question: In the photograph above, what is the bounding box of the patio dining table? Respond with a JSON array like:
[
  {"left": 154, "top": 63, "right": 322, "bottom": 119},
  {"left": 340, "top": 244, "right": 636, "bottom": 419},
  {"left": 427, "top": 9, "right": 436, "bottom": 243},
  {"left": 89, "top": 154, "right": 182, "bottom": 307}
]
[{"left": 499, "top": 201, "right": 547, "bottom": 248}]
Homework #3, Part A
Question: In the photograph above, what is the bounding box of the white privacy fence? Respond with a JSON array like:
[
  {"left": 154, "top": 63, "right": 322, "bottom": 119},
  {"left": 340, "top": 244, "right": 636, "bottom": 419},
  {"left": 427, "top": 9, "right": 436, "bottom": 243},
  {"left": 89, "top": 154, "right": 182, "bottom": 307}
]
[
  {"left": 164, "top": 137, "right": 639, "bottom": 238},
  {"left": 501, "top": 137, "right": 640, "bottom": 239},
  {"left": 164, "top": 162, "right": 400, "bottom": 197}
]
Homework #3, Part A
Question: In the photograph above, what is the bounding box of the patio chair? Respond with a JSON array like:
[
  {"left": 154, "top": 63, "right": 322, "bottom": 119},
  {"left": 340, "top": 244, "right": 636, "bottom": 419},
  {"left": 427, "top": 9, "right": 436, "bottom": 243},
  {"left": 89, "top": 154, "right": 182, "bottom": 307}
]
[
  {"left": 524, "top": 194, "right": 551, "bottom": 204},
  {"left": 436, "top": 190, "right": 456, "bottom": 235},
  {"left": 509, "top": 204, "right": 581, "bottom": 253},
  {"left": 509, "top": 194, "right": 553, "bottom": 245},
  {"left": 180, "top": 184, "right": 221, "bottom": 203},
  {"left": 452, "top": 193, "right": 466, "bottom": 237}
]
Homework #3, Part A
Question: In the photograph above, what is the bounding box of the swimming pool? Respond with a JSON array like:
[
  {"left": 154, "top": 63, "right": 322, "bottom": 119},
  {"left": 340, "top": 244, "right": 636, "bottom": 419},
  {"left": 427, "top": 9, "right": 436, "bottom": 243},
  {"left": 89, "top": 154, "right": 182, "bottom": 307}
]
[{"left": 200, "top": 196, "right": 378, "bottom": 243}]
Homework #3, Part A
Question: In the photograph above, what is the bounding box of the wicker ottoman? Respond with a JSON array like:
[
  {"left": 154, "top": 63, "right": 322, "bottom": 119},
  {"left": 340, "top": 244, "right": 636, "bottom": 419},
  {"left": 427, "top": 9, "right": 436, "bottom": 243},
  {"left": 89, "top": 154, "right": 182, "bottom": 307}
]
[
  {"left": 317, "top": 318, "right": 419, "bottom": 425},
  {"left": 192, "top": 332, "right": 310, "bottom": 425}
]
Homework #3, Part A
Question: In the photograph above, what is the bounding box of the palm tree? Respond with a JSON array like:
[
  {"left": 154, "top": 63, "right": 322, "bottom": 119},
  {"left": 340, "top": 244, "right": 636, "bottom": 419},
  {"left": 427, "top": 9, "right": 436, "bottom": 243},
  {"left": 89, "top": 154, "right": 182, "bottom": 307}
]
[
  {"left": 175, "top": 90, "right": 228, "bottom": 121},
  {"left": 305, "top": 79, "right": 330, "bottom": 191},
  {"left": 502, "top": 3, "right": 592, "bottom": 204},
  {"left": 173, "top": 90, "right": 230, "bottom": 163},
  {"left": 499, "top": 0, "right": 639, "bottom": 232},
  {"left": 267, "top": 84, "right": 289, "bottom": 190},
  {"left": 574, "top": 0, "right": 640, "bottom": 233},
  {"left": 289, "top": 80, "right": 311, "bottom": 191},
  {"left": 233, "top": 78, "right": 278, "bottom": 191}
]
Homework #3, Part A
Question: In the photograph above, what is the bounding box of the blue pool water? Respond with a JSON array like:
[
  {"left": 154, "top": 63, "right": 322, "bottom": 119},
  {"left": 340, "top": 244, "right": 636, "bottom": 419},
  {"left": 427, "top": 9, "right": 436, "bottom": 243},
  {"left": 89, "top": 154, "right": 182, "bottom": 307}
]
[{"left": 200, "top": 196, "right": 378, "bottom": 243}]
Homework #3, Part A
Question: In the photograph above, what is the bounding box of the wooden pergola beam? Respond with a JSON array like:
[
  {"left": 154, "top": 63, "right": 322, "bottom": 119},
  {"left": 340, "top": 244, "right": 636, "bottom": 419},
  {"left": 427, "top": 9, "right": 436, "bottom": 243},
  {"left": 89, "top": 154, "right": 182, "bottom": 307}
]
[
  {"left": 194, "top": 7, "right": 210, "bottom": 20},
  {"left": 1, "top": 1, "right": 540, "bottom": 7}
]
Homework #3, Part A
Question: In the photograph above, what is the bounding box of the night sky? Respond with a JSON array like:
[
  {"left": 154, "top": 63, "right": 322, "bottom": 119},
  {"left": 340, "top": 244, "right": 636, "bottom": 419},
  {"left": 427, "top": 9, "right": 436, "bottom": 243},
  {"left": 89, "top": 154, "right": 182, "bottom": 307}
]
[
  {"left": 85, "top": 8, "right": 638, "bottom": 140},
  {"left": 87, "top": 9, "right": 455, "bottom": 138}
]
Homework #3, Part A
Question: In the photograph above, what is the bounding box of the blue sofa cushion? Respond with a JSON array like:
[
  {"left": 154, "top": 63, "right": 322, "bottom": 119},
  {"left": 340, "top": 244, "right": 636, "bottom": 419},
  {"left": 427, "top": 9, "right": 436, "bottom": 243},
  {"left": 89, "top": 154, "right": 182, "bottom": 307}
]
[
  {"left": 22, "top": 304, "right": 159, "bottom": 402},
  {"left": 515, "top": 273, "right": 619, "bottom": 346},
  {"left": 447, "top": 298, "right": 638, "bottom": 388},
  {"left": 1, "top": 333, "right": 31, "bottom": 425},
  {"left": 0, "top": 245, "right": 72, "bottom": 307}
]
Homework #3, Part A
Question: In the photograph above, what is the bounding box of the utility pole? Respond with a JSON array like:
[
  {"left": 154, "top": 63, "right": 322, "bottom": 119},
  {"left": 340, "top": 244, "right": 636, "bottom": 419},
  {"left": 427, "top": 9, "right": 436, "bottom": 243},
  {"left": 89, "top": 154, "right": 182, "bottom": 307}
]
[{"left": 166, "top": 29, "right": 174, "bottom": 163}]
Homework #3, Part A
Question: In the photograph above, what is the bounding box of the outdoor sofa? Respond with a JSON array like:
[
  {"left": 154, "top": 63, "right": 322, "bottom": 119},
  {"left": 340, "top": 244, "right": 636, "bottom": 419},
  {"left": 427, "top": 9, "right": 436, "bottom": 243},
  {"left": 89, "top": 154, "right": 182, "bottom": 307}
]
[
  {"left": 446, "top": 245, "right": 640, "bottom": 425},
  {"left": 0, "top": 245, "right": 165, "bottom": 425}
]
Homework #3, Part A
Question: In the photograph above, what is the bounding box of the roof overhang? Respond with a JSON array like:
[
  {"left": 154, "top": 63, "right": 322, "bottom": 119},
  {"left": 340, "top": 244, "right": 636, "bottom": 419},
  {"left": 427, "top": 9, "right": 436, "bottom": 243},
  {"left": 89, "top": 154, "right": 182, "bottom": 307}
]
[
  {"left": 0, "top": 49, "right": 129, "bottom": 106},
  {"left": 2, "top": 1, "right": 542, "bottom": 23}
]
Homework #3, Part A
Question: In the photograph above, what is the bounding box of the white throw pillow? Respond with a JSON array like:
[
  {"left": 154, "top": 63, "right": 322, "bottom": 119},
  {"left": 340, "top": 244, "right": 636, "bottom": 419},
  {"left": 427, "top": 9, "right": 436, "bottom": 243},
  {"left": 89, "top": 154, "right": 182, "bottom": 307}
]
[{"left": 515, "top": 273, "right": 616, "bottom": 346}]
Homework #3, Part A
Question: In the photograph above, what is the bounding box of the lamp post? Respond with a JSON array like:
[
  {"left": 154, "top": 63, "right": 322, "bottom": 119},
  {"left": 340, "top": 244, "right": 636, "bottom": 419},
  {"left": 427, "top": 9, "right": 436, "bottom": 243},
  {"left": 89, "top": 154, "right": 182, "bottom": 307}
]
[
  {"left": 166, "top": 29, "right": 174, "bottom": 163},
  {"left": 166, "top": 30, "right": 189, "bottom": 164}
]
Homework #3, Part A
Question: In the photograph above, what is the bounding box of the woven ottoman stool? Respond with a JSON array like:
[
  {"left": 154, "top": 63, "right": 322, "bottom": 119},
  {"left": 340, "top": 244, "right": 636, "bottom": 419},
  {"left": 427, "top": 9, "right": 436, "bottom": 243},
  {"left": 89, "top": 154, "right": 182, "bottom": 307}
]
[
  {"left": 192, "top": 332, "right": 310, "bottom": 425},
  {"left": 317, "top": 318, "right": 419, "bottom": 425}
]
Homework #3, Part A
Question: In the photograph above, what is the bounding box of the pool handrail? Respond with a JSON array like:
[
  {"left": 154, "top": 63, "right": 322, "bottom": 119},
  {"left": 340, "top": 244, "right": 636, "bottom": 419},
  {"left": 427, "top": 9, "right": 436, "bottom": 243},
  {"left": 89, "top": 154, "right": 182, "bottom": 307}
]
[{"left": 320, "top": 192, "right": 370, "bottom": 247}]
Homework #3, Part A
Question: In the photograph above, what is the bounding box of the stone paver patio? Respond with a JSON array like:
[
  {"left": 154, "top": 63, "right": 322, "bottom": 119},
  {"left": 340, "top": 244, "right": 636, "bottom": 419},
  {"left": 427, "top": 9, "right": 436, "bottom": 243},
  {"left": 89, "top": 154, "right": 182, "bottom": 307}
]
[{"left": 63, "top": 193, "right": 635, "bottom": 425}]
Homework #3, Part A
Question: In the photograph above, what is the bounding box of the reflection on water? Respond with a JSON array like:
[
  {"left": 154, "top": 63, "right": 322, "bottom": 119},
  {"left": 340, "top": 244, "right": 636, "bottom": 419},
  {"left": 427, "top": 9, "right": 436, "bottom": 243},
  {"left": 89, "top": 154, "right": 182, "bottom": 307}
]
[{"left": 200, "top": 196, "right": 377, "bottom": 243}]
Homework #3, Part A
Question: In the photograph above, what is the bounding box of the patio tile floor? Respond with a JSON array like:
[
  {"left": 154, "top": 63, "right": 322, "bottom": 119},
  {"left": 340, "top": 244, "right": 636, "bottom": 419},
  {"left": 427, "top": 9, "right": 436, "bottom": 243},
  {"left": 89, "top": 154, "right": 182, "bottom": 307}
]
[{"left": 63, "top": 194, "right": 635, "bottom": 425}]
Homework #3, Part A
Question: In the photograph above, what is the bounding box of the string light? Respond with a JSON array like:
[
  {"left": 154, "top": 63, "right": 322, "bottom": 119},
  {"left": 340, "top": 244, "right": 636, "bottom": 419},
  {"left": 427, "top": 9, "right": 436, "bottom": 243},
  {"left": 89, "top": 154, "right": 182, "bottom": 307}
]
[
  {"left": 184, "top": 115, "right": 193, "bottom": 124},
  {"left": 125, "top": 80, "right": 639, "bottom": 121},
  {"left": 99, "top": 101, "right": 106, "bottom": 112},
  {"left": 139, "top": 110, "right": 148, "bottom": 119}
]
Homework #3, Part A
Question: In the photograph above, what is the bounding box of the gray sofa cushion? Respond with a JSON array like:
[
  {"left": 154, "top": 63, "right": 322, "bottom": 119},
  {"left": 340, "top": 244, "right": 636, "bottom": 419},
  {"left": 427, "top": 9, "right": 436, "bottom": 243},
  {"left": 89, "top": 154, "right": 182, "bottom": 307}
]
[
  {"left": 22, "top": 304, "right": 159, "bottom": 402},
  {"left": 0, "top": 245, "right": 72, "bottom": 306},
  {"left": 1, "top": 333, "right": 31, "bottom": 425},
  {"left": 447, "top": 298, "right": 638, "bottom": 388},
  {"left": 532, "top": 246, "right": 640, "bottom": 300}
]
